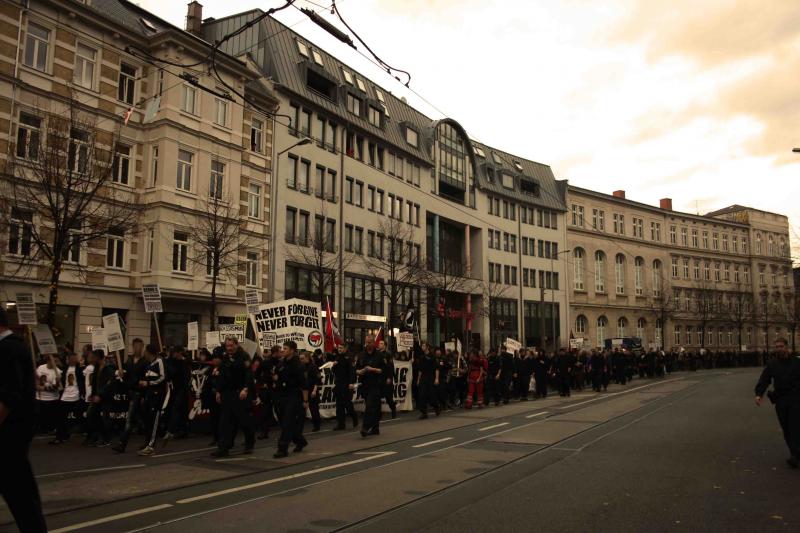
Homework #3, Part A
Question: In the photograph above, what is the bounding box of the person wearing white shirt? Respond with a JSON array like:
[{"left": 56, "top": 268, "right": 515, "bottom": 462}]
[
  {"left": 52, "top": 352, "right": 85, "bottom": 444},
  {"left": 35, "top": 358, "right": 61, "bottom": 434}
]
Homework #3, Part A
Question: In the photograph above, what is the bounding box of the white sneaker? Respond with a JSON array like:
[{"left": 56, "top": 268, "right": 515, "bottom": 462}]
[{"left": 137, "top": 446, "right": 155, "bottom": 456}]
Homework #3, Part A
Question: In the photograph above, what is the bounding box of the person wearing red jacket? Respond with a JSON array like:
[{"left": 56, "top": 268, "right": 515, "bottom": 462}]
[{"left": 465, "top": 350, "right": 487, "bottom": 409}]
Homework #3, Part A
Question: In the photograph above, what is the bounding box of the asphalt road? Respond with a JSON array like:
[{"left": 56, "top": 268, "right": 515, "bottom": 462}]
[{"left": 2, "top": 368, "right": 795, "bottom": 533}]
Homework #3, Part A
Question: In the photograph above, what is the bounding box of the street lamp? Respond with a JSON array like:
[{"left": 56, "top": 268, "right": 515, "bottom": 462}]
[
  {"left": 268, "top": 137, "right": 313, "bottom": 302},
  {"left": 551, "top": 248, "right": 572, "bottom": 350}
]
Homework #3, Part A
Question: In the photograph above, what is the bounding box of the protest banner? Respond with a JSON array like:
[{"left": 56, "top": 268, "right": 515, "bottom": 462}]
[
  {"left": 187, "top": 322, "right": 199, "bottom": 351},
  {"left": 141, "top": 283, "right": 164, "bottom": 350},
  {"left": 205, "top": 331, "right": 221, "bottom": 349},
  {"left": 397, "top": 332, "right": 414, "bottom": 351},
  {"left": 316, "top": 359, "right": 413, "bottom": 418},
  {"left": 218, "top": 324, "right": 245, "bottom": 343},
  {"left": 234, "top": 314, "right": 248, "bottom": 325},
  {"left": 102, "top": 313, "right": 125, "bottom": 371},
  {"left": 444, "top": 341, "right": 455, "bottom": 352},
  {"left": 252, "top": 298, "right": 323, "bottom": 351},
  {"left": 31, "top": 324, "right": 58, "bottom": 354},
  {"left": 15, "top": 292, "right": 37, "bottom": 325},
  {"left": 90, "top": 328, "right": 108, "bottom": 354},
  {"left": 505, "top": 337, "right": 522, "bottom": 352},
  {"left": 244, "top": 288, "right": 260, "bottom": 315}
]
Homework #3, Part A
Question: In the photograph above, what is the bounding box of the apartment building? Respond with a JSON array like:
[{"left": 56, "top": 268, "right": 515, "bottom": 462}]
[
  {"left": 0, "top": 0, "right": 276, "bottom": 349},
  {"left": 566, "top": 187, "right": 795, "bottom": 351},
  {"left": 203, "top": 7, "right": 568, "bottom": 350}
]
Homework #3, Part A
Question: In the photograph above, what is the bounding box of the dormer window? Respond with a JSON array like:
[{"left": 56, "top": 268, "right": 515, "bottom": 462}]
[
  {"left": 474, "top": 146, "right": 485, "bottom": 158},
  {"left": 375, "top": 89, "right": 385, "bottom": 103},
  {"left": 492, "top": 152, "right": 502, "bottom": 165},
  {"left": 342, "top": 69, "right": 353, "bottom": 84},
  {"left": 368, "top": 106, "right": 382, "bottom": 127},
  {"left": 514, "top": 161, "right": 523, "bottom": 172},
  {"left": 501, "top": 173, "right": 514, "bottom": 189},
  {"left": 356, "top": 78, "right": 366, "bottom": 92},
  {"left": 297, "top": 41, "right": 308, "bottom": 57},
  {"left": 311, "top": 49, "right": 323, "bottom": 66},
  {"left": 405, "top": 127, "right": 418, "bottom": 147}
]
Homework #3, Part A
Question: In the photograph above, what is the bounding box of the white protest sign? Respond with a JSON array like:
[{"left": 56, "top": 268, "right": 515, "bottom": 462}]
[
  {"left": 505, "top": 337, "right": 522, "bottom": 352},
  {"left": 397, "top": 332, "right": 414, "bottom": 351},
  {"left": 569, "top": 338, "right": 584, "bottom": 349},
  {"left": 242, "top": 338, "right": 259, "bottom": 357},
  {"left": 316, "top": 359, "right": 414, "bottom": 419},
  {"left": 244, "top": 288, "right": 260, "bottom": 315},
  {"left": 218, "top": 324, "right": 245, "bottom": 343},
  {"left": 15, "top": 292, "right": 37, "bottom": 325},
  {"left": 91, "top": 328, "right": 108, "bottom": 354},
  {"left": 102, "top": 313, "right": 125, "bottom": 352},
  {"left": 206, "top": 331, "right": 221, "bottom": 349},
  {"left": 456, "top": 339, "right": 463, "bottom": 354},
  {"left": 141, "top": 283, "right": 163, "bottom": 313},
  {"left": 31, "top": 324, "right": 58, "bottom": 354},
  {"left": 252, "top": 298, "right": 323, "bottom": 351},
  {"left": 444, "top": 341, "right": 455, "bottom": 352},
  {"left": 187, "top": 322, "right": 199, "bottom": 351}
]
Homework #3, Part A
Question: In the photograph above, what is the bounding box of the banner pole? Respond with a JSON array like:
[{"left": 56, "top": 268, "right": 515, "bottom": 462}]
[
  {"left": 153, "top": 312, "right": 164, "bottom": 352},
  {"left": 27, "top": 325, "right": 37, "bottom": 370}
]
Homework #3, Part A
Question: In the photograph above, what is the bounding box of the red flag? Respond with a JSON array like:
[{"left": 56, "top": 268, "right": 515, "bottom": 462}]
[{"left": 324, "top": 296, "right": 342, "bottom": 353}]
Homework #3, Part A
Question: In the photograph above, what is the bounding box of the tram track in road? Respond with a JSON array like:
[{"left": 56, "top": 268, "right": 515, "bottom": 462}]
[{"left": 34, "top": 374, "right": 710, "bottom": 533}]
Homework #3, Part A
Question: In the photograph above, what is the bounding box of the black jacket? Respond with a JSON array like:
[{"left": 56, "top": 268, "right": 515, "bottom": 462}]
[
  {"left": 0, "top": 332, "right": 36, "bottom": 452},
  {"left": 755, "top": 356, "right": 800, "bottom": 400},
  {"left": 275, "top": 354, "right": 306, "bottom": 397},
  {"left": 219, "top": 350, "right": 254, "bottom": 398},
  {"left": 333, "top": 352, "right": 356, "bottom": 387}
]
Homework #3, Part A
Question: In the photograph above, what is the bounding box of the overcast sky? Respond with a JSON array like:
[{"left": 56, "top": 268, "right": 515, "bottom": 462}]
[{"left": 139, "top": 0, "right": 800, "bottom": 261}]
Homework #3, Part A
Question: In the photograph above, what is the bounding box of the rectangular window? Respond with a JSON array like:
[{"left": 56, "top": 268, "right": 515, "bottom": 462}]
[
  {"left": 63, "top": 223, "right": 81, "bottom": 264},
  {"left": 118, "top": 62, "right": 137, "bottom": 104},
  {"left": 345, "top": 224, "right": 353, "bottom": 252},
  {"left": 633, "top": 217, "right": 643, "bottom": 238},
  {"left": 354, "top": 227, "right": 363, "bottom": 255},
  {"left": 702, "top": 231, "right": 709, "bottom": 249},
  {"left": 722, "top": 234, "right": 729, "bottom": 252},
  {"left": 298, "top": 212, "right": 309, "bottom": 246},
  {"left": 248, "top": 183, "right": 261, "bottom": 218},
  {"left": 326, "top": 169, "right": 337, "bottom": 201},
  {"left": 650, "top": 222, "right": 661, "bottom": 241},
  {"left": 209, "top": 161, "right": 224, "bottom": 199},
  {"left": 285, "top": 207, "right": 296, "bottom": 243},
  {"left": 682, "top": 258, "right": 689, "bottom": 278},
  {"left": 176, "top": 150, "right": 193, "bottom": 191},
  {"left": 287, "top": 155, "right": 298, "bottom": 188},
  {"left": 73, "top": 43, "right": 96, "bottom": 89},
  {"left": 669, "top": 225, "right": 676, "bottom": 244},
  {"left": 325, "top": 121, "right": 337, "bottom": 151},
  {"left": 325, "top": 219, "right": 336, "bottom": 253},
  {"left": 16, "top": 112, "right": 41, "bottom": 160},
  {"left": 68, "top": 129, "right": 89, "bottom": 174},
  {"left": 368, "top": 106, "right": 381, "bottom": 127},
  {"left": 346, "top": 93, "right": 361, "bottom": 115},
  {"left": 106, "top": 227, "right": 125, "bottom": 269},
  {"left": 250, "top": 117, "right": 263, "bottom": 152},
  {"left": 181, "top": 85, "right": 197, "bottom": 114},
  {"left": 172, "top": 231, "right": 188, "bottom": 272},
  {"left": 112, "top": 145, "right": 131, "bottom": 185},
  {"left": 297, "top": 160, "right": 310, "bottom": 192},
  {"left": 314, "top": 166, "right": 325, "bottom": 198},
  {"left": 691, "top": 228, "right": 698, "bottom": 247},
  {"left": 712, "top": 232, "right": 719, "bottom": 250},
  {"left": 300, "top": 109, "right": 311, "bottom": 136},
  {"left": 613, "top": 213, "right": 625, "bottom": 235},
  {"left": 24, "top": 22, "right": 49, "bottom": 71},
  {"left": 246, "top": 252, "right": 259, "bottom": 287},
  {"left": 7, "top": 208, "right": 33, "bottom": 257},
  {"left": 571, "top": 205, "right": 584, "bottom": 227},
  {"left": 592, "top": 209, "right": 605, "bottom": 231},
  {"left": 149, "top": 145, "right": 159, "bottom": 187},
  {"left": 376, "top": 190, "right": 384, "bottom": 214},
  {"left": 406, "top": 128, "right": 418, "bottom": 147}
]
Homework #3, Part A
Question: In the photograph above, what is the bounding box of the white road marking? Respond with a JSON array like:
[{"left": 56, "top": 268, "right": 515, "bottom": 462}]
[
  {"left": 558, "top": 378, "right": 684, "bottom": 409},
  {"left": 525, "top": 411, "right": 549, "bottom": 419},
  {"left": 478, "top": 422, "right": 509, "bottom": 432},
  {"left": 412, "top": 437, "right": 453, "bottom": 448},
  {"left": 50, "top": 504, "right": 173, "bottom": 533},
  {"left": 37, "top": 464, "right": 146, "bottom": 479},
  {"left": 176, "top": 451, "right": 397, "bottom": 504},
  {"left": 154, "top": 447, "right": 215, "bottom": 458}
]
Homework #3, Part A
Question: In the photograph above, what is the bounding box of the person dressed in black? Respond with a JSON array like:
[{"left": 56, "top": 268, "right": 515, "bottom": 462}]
[
  {"left": 499, "top": 347, "right": 515, "bottom": 404},
  {"left": 556, "top": 349, "right": 574, "bottom": 397},
  {"left": 486, "top": 350, "right": 501, "bottom": 406},
  {"left": 163, "top": 348, "right": 191, "bottom": 444},
  {"left": 212, "top": 338, "right": 256, "bottom": 458},
  {"left": 436, "top": 348, "right": 452, "bottom": 409},
  {"left": 302, "top": 352, "right": 322, "bottom": 432},
  {"left": 0, "top": 307, "right": 47, "bottom": 533},
  {"left": 416, "top": 342, "right": 440, "bottom": 419},
  {"left": 201, "top": 348, "right": 224, "bottom": 447},
  {"left": 138, "top": 345, "right": 169, "bottom": 456},
  {"left": 113, "top": 339, "right": 148, "bottom": 453},
  {"left": 754, "top": 337, "right": 800, "bottom": 468},
  {"left": 589, "top": 350, "right": 605, "bottom": 392},
  {"left": 378, "top": 340, "right": 397, "bottom": 419},
  {"left": 358, "top": 335, "right": 386, "bottom": 437},
  {"left": 518, "top": 350, "right": 535, "bottom": 401},
  {"left": 87, "top": 351, "right": 117, "bottom": 447},
  {"left": 332, "top": 344, "right": 358, "bottom": 430},
  {"left": 533, "top": 351, "right": 551, "bottom": 398},
  {"left": 255, "top": 346, "right": 279, "bottom": 439},
  {"left": 274, "top": 340, "right": 308, "bottom": 458}
]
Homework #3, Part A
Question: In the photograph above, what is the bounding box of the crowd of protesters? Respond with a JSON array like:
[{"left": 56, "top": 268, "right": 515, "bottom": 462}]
[{"left": 27, "top": 328, "right": 774, "bottom": 461}]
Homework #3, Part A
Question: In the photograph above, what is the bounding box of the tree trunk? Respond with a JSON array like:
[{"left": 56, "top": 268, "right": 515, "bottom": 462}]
[
  {"left": 210, "top": 269, "right": 218, "bottom": 330},
  {"left": 46, "top": 263, "right": 62, "bottom": 327}
]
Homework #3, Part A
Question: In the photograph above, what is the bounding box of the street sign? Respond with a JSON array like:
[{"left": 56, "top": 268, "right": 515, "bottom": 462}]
[
  {"left": 141, "top": 283, "right": 163, "bottom": 313},
  {"left": 31, "top": 324, "right": 57, "bottom": 354},
  {"left": 187, "top": 322, "right": 199, "bottom": 351},
  {"left": 244, "top": 288, "right": 260, "bottom": 315},
  {"left": 102, "top": 313, "right": 125, "bottom": 353},
  {"left": 15, "top": 292, "right": 37, "bottom": 325},
  {"left": 505, "top": 337, "right": 522, "bottom": 352}
]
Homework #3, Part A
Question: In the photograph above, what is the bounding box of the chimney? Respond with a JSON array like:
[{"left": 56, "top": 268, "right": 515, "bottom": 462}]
[
  {"left": 612, "top": 190, "right": 625, "bottom": 199},
  {"left": 185, "top": 1, "right": 203, "bottom": 37},
  {"left": 659, "top": 198, "right": 673, "bottom": 211}
]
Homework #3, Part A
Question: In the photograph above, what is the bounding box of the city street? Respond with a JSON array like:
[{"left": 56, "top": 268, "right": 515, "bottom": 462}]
[{"left": 2, "top": 368, "right": 796, "bottom": 533}]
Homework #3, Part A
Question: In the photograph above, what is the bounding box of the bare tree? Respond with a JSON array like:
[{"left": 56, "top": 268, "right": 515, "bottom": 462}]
[
  {"left": 1, "top": 99, "right": 138, "bottom": 326},
  {"left": 725, "top": 281, "right": 755, "bottom": 352},
  {"left": 360, "top": 217, "right": 427, "bottom": 341},
  {"left": 285, "top": 198, "right": 353, "bottom": 308},
  {"left": 473, "top": 279, "right": 512, "bottom": 350},
  {"left": 693, "top": 278, "right": 720, "bottom": 348},
  {"left": 647, "top": 277, "right": 675, "bottom": 350},
  {"left": 422, "top": 256, "right": 479, "bottom": 344},
  {"left": 184, "top": 193, "right": 248, "bottom": 328}
]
